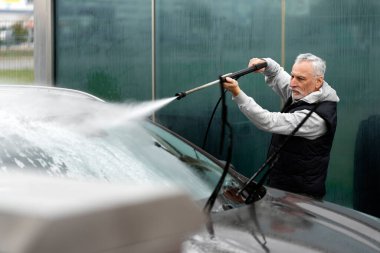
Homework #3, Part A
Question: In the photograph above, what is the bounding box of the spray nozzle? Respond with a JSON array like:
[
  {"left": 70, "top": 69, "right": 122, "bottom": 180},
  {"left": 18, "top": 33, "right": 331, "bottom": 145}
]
[{"left": 175, "top": 92, "right": 187, "bottom": 100}]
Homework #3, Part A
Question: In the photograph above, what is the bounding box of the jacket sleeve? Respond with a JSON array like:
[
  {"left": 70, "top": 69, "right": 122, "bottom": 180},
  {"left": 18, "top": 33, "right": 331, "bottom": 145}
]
[
  {"left": 262, "top": 58, "right": 292, "bottom": 102},
  {"left": 232, "top": 91, "right": 327, "bottom": 140}
]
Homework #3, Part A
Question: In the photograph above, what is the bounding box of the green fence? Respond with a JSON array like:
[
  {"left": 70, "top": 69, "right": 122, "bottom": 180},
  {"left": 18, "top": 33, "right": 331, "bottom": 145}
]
[{"left": 55, "top": 0, "right": 380, "bottom": 217}]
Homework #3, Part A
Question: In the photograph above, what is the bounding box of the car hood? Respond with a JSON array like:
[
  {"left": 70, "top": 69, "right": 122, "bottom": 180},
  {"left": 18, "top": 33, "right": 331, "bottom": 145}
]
[{"left": 183, "top": 188, "right": 380, "bottom": 253}]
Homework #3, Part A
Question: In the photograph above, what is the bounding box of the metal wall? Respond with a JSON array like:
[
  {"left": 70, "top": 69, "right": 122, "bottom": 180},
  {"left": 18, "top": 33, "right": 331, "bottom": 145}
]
[
  {"left": 55, "top": 0, "right": 152, "bottom": 100},
  {"left": 54, "top": 0, "right": 380, "bottom": 216}
]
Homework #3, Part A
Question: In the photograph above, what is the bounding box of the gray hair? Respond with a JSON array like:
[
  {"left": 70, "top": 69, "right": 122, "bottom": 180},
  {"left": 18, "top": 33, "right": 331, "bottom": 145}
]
[{"left": 295, "top": 53, "right": 326, "bottom": 77}]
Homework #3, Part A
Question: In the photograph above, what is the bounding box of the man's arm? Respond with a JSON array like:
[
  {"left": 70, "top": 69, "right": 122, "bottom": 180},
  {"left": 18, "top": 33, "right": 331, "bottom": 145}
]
[
  {"left": 262, "top": 58, "right": 292, "bottom": 102},
  {"left": 233, "top": 91, "right": 327, "bottom": 140}
]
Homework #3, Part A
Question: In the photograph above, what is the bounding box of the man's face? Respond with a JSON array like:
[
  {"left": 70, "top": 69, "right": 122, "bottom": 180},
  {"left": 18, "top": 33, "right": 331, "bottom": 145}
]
[{"left": 290, "top": 61, "right": 323, "bottom": 100}]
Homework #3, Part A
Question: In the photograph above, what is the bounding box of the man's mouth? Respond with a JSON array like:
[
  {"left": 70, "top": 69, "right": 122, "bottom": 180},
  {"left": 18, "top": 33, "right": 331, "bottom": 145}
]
[
  {"left": 291, "top": 89, "right": 304, "bottom": 100},
  {"left": 291, "top": 89, "right": 302, "bottom": 95}
]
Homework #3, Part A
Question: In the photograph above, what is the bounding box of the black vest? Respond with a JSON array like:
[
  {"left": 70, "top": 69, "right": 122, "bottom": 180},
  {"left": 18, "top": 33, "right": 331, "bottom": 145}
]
[{"left": 267, "top": 98, "right": 337, "bottom": 198}]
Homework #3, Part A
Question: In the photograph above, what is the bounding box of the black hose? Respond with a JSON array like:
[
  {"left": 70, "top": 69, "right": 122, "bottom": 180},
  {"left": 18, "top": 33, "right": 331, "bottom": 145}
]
[
  {"left": 201, "top": 92, "right": 225, "bottom": 149},
  {"left": 203, "top": 78, "right": 233, "bottom": 216}
]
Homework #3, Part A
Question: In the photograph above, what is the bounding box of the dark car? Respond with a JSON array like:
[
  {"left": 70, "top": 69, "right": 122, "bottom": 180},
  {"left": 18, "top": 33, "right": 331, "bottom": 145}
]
[{"left": 0, "top": 85, "right": 379, "bottom": 253}]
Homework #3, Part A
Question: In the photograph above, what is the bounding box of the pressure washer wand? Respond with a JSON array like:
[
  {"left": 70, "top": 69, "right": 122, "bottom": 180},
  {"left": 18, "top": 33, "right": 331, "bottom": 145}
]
[
  {"left": 175, "top": 78, "right": 224, "bottom": 100},
  {"left": 175, "top": 62, "right": 267, "bottom": 100}
]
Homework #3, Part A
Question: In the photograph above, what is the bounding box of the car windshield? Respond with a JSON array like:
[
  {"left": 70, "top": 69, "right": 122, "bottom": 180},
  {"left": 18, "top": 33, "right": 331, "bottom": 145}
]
[{"left": 0, "top": 89, "right": 239, "bottom": 200}]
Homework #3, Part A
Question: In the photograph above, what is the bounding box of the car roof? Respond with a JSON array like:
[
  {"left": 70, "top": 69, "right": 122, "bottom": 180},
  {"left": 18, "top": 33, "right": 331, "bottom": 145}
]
[{"left": 0, "top": 85, "right": 104, "bottom": 102}]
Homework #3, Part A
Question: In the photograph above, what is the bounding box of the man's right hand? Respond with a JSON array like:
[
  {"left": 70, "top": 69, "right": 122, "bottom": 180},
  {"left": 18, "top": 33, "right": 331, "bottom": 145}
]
[
  {"left": 248, "top": 58, "right": 267, "bottom": 73},
  {"left": 223, "top": 77, "right": 241, "bottom": 97}
]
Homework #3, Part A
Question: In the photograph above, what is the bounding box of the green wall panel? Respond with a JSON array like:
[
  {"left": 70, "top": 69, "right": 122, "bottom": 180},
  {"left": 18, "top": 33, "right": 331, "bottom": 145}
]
[
  {"left": 155, "top": 0, "right": 283, "bottom": 180},
  {"left": 55, "top": 0, "right": 152, "bottom": 101},
  {"left": 285, "top": 0, "right": 380, "bottom": 211}
]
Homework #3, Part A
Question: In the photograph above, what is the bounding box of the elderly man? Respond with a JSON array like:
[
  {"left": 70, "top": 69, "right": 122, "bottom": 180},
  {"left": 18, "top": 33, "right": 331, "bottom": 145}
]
[{"left": 223, "top": 53, "right": 339, "bottom": 199}]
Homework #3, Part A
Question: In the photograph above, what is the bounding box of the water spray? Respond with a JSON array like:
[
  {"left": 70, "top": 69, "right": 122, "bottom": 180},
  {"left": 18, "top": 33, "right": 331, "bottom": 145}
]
[{"left": 175, "top": 62, "right": 268, "bottom": 100}]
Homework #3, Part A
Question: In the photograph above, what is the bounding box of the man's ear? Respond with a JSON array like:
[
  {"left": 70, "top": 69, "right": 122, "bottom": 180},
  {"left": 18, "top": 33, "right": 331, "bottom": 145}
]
[{"left": 315, "top": 76, "right": 324, "bottom": 90}]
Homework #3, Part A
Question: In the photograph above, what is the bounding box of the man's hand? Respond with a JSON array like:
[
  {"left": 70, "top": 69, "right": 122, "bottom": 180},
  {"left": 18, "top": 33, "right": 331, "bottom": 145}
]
[
  {"left": 248, "top": 58, "right": 267, "bottom": 73},
  {"left": 223, "top": 77, "right": 241, "bottom": 97},
  {"left": 224, "top": 58, "right": 267, "bottom": 97}
]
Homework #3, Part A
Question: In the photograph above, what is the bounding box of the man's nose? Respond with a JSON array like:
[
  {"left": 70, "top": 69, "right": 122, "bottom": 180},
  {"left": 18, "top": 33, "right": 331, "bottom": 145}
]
[{"left": 290, "top": 78, "right": 297, "bottom": 87}]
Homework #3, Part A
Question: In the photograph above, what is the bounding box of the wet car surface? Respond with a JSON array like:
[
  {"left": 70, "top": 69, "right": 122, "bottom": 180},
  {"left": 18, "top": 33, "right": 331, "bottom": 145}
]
[
  {"left": 0, "top": 85, "right": 379, "bottom": 252},
  {"left": 186, "top": 188, "right": 380, "bottom": 252}
]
